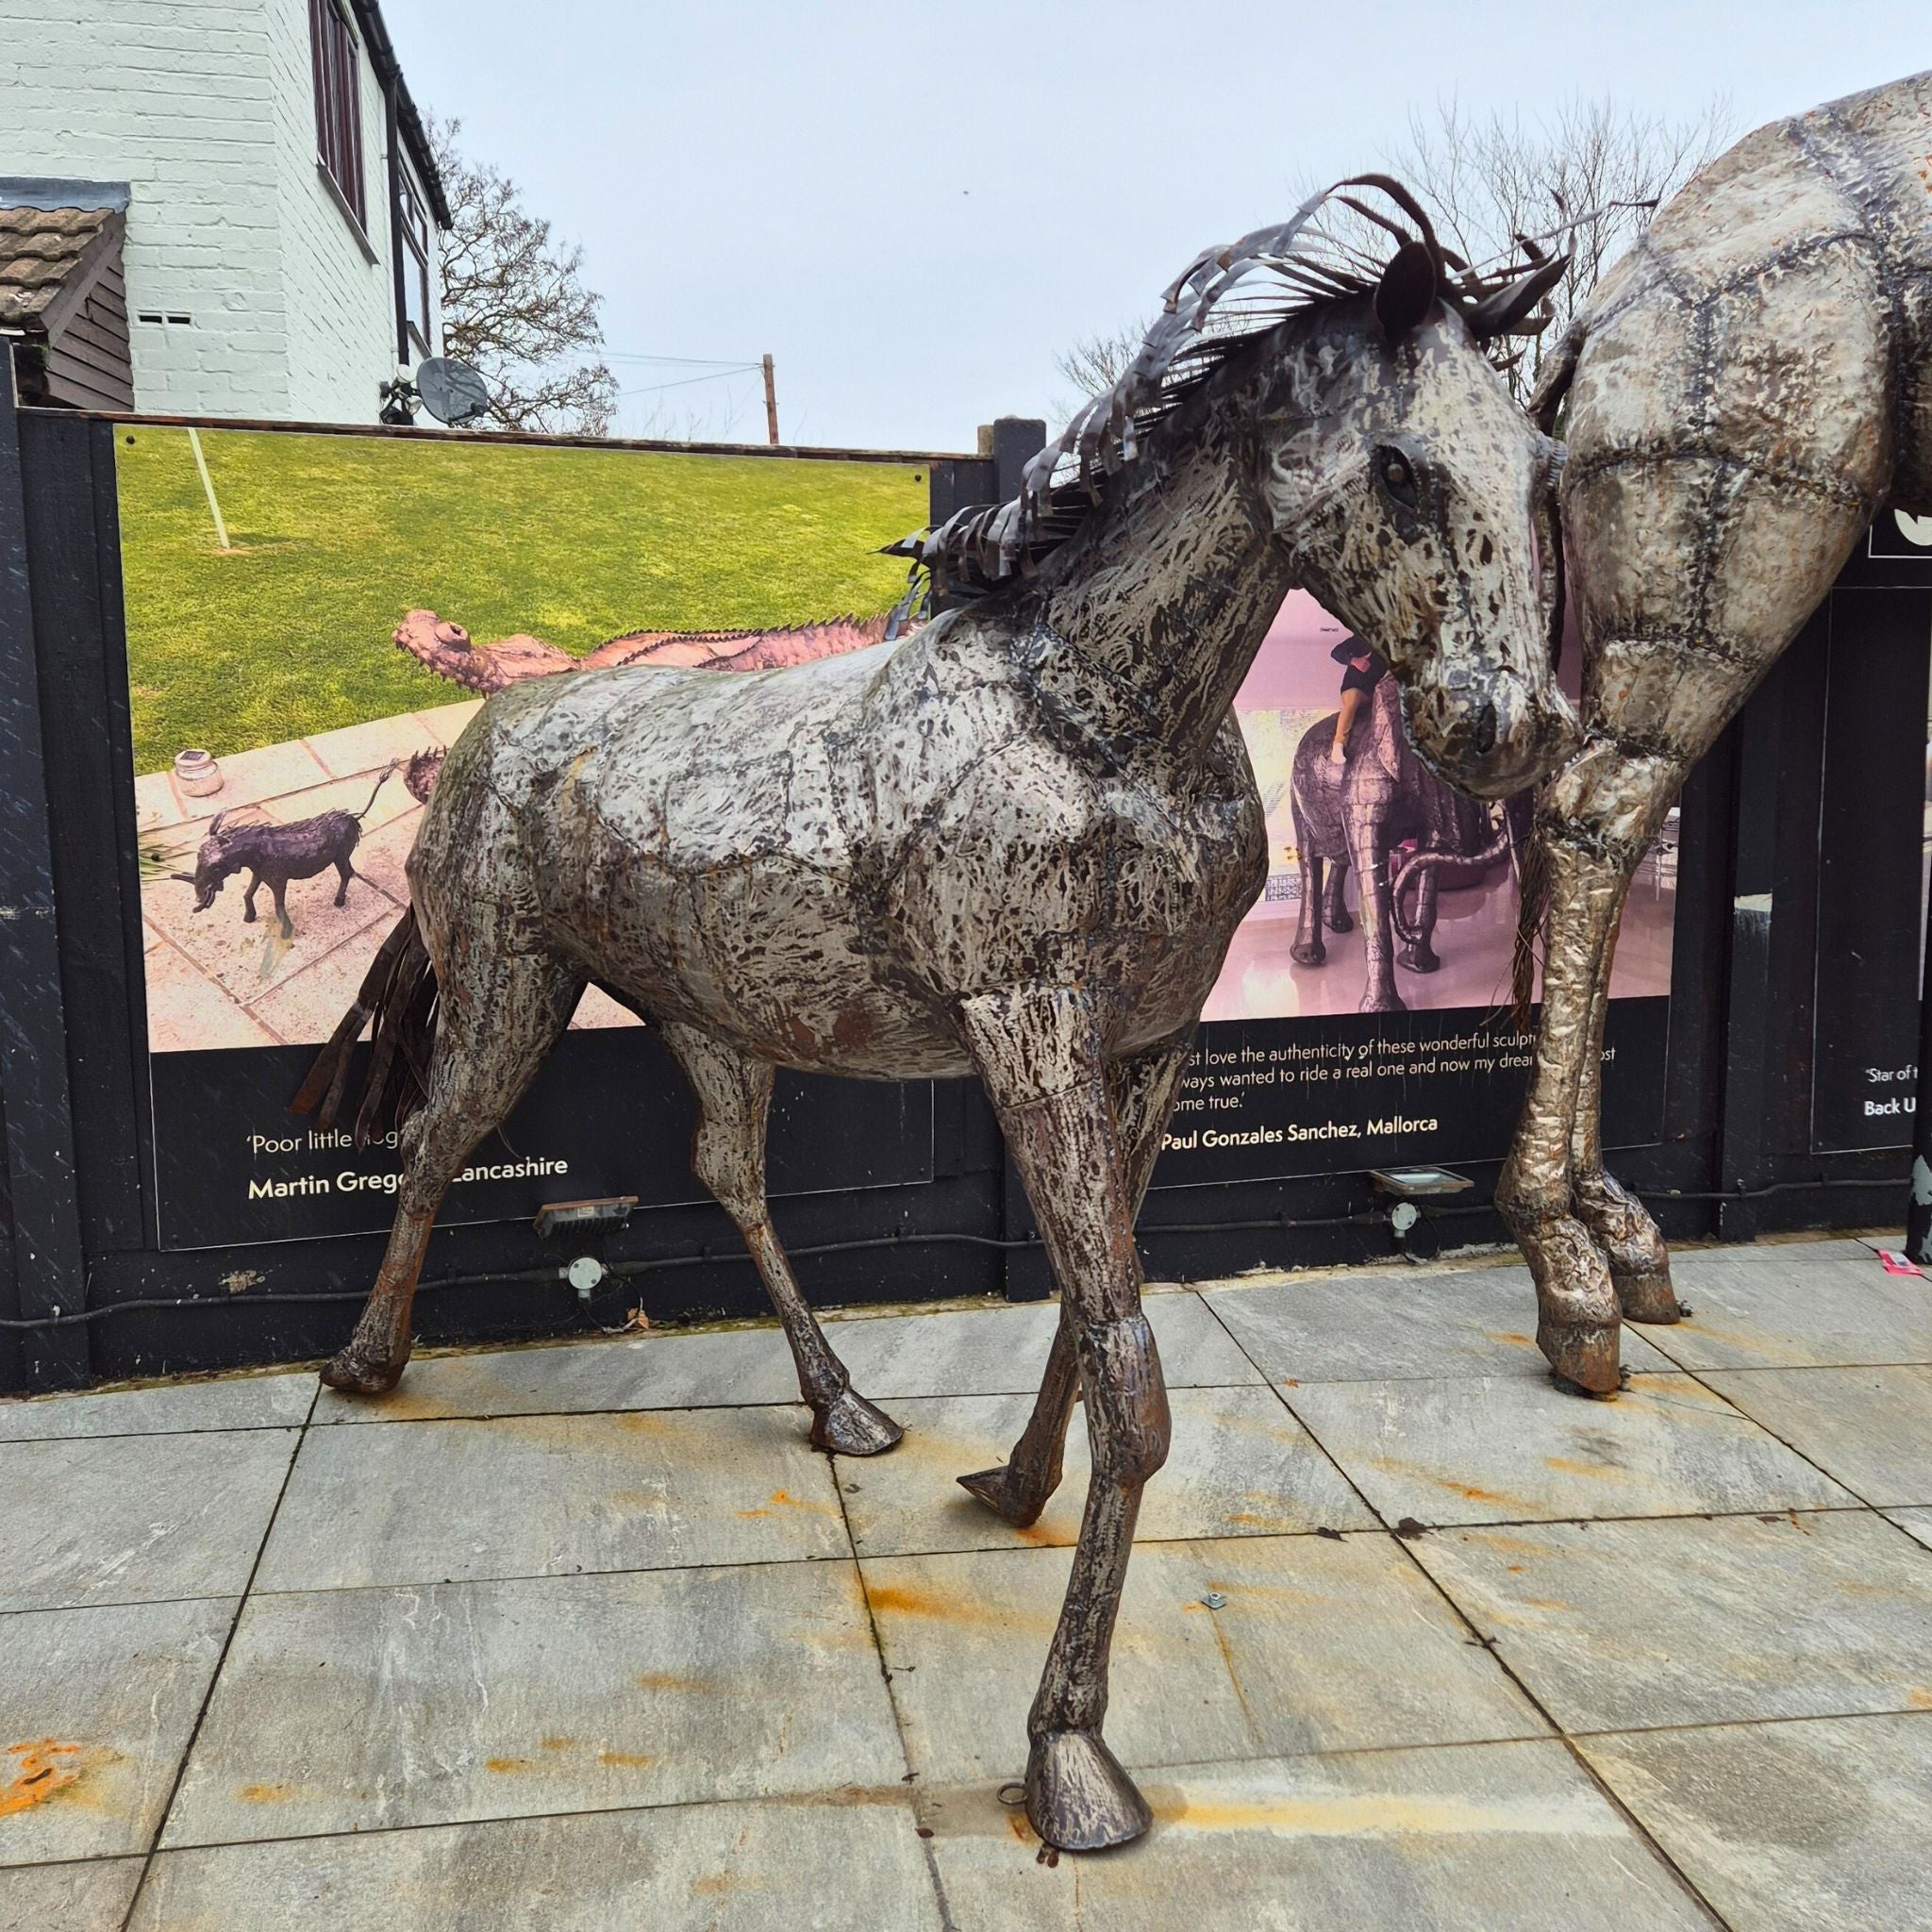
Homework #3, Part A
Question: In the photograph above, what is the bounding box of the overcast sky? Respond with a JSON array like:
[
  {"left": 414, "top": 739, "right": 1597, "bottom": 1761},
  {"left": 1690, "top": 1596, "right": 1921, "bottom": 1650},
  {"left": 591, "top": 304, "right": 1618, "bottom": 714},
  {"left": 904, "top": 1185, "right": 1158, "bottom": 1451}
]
[{"left": 387, "top": 3, "right": 1924, "bottom": 452}]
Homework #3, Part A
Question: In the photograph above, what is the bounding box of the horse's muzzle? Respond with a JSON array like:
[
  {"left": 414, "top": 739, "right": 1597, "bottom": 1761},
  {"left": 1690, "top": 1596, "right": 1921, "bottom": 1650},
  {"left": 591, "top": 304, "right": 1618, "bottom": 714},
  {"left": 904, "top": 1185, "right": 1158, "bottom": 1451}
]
[{"left": 1407, "top": 674, "right": 1580, "bottom": 800}]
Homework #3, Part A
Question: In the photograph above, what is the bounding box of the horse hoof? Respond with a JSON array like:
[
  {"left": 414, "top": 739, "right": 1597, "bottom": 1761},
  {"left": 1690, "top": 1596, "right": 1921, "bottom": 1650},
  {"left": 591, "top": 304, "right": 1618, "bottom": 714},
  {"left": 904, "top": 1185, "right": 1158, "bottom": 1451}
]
[
  {"left": 1290, "top": 943, "right": 1326, "bottom": 967},
  {"left": 958, "top": 1462, "right": 1049, "bottom": 1529},
  {"left": 320, "top": 1344, "right": 407, "bottom": 1395},
  {"left": 1399, "top": 948, "right": 1441, "bottom": 974},
  {"left": 1614, "top": 1265, "right": 1682, "bottom": 1324},
  {"left": 1327, "top": 909, "right": 1354, "bottom": 934},
  {"left": 1026, "top": 1729, "right": 1152, "bottom": 1852},
  {"left": 812, "top": 1388, "right": 903, "bottom": 1456},
  {"left": 1538, "top": 1318, "right": 1623, "bottom": 1396}
]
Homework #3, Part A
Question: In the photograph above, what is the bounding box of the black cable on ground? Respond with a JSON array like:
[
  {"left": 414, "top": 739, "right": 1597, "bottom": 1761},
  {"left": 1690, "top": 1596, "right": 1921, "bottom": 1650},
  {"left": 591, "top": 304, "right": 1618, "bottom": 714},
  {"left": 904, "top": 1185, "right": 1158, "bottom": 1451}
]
[{"left": 0, "top": 1176, "right": 1903, "bottom": 1331}]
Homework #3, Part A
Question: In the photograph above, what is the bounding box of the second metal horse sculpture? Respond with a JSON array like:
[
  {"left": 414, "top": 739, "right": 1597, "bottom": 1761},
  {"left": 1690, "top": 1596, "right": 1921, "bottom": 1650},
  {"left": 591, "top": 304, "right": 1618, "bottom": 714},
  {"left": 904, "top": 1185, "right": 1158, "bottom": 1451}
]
[
  {"left": 298, "top": 182, "right": 1575, "bottom": 1852},
  {"left": 1500, "top": 72, "right": 1932, "bottom": 1393}
]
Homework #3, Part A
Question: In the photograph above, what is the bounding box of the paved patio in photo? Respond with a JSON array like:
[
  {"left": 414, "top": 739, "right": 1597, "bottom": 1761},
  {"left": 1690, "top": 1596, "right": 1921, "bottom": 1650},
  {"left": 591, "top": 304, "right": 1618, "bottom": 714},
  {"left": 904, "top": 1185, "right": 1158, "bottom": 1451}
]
[
  {"left": 2, "top": 1233, "right": 1928, "bottom": 1928},
  {"left": 133, "top": 704, "right": 633, "bottom": 1052}
]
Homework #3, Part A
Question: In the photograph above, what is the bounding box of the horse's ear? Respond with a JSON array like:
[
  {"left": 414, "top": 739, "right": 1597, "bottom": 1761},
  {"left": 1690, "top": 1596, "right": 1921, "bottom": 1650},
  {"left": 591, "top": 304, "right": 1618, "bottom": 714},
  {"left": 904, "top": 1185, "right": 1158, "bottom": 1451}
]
[{"left": 1374, "top": 241, "right": 1440, "bottom": 342}]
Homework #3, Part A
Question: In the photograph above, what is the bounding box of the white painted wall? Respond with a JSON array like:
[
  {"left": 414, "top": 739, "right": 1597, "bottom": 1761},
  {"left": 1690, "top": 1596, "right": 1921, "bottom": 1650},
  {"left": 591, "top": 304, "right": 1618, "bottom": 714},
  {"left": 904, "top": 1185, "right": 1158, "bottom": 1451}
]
[{"left": 4, "top": 0, "right": 436, "bottom": 422}]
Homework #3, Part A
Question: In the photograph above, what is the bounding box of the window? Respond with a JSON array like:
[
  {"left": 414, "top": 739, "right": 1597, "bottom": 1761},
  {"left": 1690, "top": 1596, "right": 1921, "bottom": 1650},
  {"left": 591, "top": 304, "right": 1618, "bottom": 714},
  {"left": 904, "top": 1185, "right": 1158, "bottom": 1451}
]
[
  {"left": 398, "top": 165, "right": 432, "bottom": 356},
  {"left": 310, "top": 0, "right": 365, "bottom": 229}
]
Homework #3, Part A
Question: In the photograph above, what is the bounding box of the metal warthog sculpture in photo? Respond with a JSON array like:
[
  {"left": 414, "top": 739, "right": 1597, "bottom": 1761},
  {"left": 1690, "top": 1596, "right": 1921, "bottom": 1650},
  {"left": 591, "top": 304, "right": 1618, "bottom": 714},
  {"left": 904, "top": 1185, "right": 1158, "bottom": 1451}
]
[
  {"left": 296, "top": 180, "right": 1576, "bottom": 1852},
  {"left": 1499, "top": 72, "right": 1932, "bottom": 1394}
]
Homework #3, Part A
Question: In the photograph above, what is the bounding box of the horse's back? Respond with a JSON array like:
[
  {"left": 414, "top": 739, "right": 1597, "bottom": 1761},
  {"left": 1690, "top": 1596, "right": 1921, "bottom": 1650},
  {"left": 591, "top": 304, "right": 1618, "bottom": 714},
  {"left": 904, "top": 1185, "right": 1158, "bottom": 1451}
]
[{"left": 1567, "top": 73, "right": 1930, "bottom": 505}]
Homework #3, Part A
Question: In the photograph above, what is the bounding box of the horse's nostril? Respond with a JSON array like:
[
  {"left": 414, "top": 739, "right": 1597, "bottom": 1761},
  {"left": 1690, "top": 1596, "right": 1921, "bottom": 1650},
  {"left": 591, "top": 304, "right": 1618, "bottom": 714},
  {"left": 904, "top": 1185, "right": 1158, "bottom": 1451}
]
[{"left": 1471, "top": 701, "right": 1498, "bottom": 758}]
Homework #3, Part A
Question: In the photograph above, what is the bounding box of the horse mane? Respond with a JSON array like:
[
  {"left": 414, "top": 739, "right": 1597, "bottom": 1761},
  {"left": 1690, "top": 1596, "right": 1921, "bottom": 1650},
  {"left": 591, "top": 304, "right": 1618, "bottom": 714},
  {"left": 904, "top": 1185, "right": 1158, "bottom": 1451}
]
[{"left": 894, "top": 175, "right": 1565, "bottom": 599}]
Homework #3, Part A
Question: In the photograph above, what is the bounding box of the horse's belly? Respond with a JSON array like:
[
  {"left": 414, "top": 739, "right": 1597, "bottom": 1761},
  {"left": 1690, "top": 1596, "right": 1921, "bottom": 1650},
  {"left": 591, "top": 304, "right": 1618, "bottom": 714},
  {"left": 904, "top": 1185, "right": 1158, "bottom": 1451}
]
[{"left": 554, "top": 844, "right": 970, "bottom": 1078}]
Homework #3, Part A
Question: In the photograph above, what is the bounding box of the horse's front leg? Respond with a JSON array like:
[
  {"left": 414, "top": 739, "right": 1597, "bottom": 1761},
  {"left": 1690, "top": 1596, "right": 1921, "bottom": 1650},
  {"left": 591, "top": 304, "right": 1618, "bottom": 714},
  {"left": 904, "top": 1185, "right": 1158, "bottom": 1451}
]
[
  {"left": 1569, "top": 880, "right": 1680, "bottom": 1323},
  {"left": 959, "top": 1033, "right": 1191, "bottom": 1529},
  {"left": 962, "top": 987, "right": 1168, "bottom": 1851},
  {"left": 1496, "top": 818, "right": 1629, "bottom": 1393}
]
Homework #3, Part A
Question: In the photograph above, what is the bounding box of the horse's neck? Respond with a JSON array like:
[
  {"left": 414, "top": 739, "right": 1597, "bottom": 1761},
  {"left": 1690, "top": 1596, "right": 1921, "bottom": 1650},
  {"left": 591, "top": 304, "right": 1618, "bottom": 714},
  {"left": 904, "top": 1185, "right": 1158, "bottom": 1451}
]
[{"left": 1024, "top": 392, "right": 1294, "bottom": 765}]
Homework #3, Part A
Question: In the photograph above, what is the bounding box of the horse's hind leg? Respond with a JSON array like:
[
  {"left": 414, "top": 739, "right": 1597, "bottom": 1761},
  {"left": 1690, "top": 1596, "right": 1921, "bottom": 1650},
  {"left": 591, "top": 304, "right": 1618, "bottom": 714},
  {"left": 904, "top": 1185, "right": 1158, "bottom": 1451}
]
[
  {"left": 322, "top": 948, "right": 583, "bottom": 1394},
  {"left": 959, "top": 1035, "right": 1191, "bottom": 1527},
  {"left": 1570, "top": 891, "right": 1680, "bottom": 1323},
  {"left": 659, "top": 1021, "right": 900, "bottom": 1455}
]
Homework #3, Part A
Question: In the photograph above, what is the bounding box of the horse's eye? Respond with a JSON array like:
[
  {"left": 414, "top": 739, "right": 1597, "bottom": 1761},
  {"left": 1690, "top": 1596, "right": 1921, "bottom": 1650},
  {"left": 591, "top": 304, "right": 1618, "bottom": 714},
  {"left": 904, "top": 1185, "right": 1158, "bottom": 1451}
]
[{"left": 1377, "top": 449, "right": 1420, "bottom": 508}]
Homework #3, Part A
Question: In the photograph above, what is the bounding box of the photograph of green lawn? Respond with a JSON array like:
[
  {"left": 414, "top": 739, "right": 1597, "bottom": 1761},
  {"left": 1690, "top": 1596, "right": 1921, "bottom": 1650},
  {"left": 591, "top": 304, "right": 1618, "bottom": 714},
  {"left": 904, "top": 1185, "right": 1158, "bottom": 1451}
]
[
  {"left": 117, "top": 426, "right": 928, "bottom": 1053},
  {"left": 117, "top": 425, "right": 928, "bottom": 772}
]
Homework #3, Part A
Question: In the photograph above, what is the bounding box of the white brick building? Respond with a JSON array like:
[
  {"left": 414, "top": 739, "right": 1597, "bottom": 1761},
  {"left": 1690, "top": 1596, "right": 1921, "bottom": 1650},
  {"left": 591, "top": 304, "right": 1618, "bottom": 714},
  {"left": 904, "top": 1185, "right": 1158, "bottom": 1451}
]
[{"left": 3, "top": 0, "right": 448, "bottom": 423}]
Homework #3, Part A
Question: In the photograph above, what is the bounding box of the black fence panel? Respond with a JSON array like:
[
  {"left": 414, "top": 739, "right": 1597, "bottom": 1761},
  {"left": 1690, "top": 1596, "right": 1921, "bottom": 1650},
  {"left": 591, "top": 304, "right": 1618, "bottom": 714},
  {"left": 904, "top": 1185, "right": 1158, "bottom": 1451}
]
[{"left": 3, "top": 384, "right": 1924, "bottom": 1393}]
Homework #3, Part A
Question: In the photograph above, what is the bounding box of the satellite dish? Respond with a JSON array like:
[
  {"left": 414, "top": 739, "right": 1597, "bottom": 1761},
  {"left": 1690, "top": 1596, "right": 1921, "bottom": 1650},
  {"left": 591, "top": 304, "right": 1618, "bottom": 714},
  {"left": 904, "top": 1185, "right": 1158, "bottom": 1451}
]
[{"left": 413, "top": 358, "right": 491, "bottom": 426}]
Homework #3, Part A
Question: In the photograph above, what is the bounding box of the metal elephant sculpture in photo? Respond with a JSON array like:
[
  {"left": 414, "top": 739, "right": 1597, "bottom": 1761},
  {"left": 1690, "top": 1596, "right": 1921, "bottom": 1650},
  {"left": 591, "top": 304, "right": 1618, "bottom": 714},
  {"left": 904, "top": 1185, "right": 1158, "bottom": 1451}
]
[
  {"left": 295, "top": 180, "right": 1576, "bottom": 1854},
  {"left": 1498, "top": 71, "right": 1932, "bottom": 1394},
  {"left": 1288, "top": 669, "right": 1512, "bottom": 1011}
]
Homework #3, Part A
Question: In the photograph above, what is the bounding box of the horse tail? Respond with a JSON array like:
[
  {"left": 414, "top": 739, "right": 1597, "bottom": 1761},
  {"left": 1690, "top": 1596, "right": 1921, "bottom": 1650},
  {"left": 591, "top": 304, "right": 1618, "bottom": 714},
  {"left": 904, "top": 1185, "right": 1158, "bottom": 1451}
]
[{"left": 291, "top": 906, "right": 439, "bottom": 1146}]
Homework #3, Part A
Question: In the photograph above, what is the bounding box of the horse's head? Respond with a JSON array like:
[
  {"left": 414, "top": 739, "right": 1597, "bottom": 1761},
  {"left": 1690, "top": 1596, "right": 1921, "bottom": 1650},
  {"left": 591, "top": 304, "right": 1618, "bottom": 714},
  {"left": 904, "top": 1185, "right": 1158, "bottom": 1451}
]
[{"left": 1257, "top": 243, "right": 1578, "bottom": 800}]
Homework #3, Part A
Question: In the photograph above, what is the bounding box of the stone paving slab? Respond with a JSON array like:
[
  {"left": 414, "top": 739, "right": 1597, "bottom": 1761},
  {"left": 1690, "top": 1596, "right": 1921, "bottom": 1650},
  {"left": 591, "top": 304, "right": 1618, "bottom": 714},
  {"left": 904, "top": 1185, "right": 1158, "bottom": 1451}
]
[
  {"left": 0, "top": 1429, "right": 299, "bottom": 1612},
  {"left": 0, "top": 1597, "right": 232, "bottom": 1864},
  {"left": 0, "top": 1369, "right": 312, "bottom": 1442},
  {"left": 309, "top": 1289, "right": 1257, "bottom": 1430},
  {"left": 255, "top": 1405, "right": 849, "bottom": 1591},
  {"left": 313, "top": 1325, "right": 803, "bottom": 1424},
  {"left": 1285, "top": 1372, "right": 1856, "bottom": 1526},
  {"left": 864, "top": 1532, "right": 1546, "bottom": 1786},
  {"left": 1408, "top": 1510, "right": 1932, "bottom": 1733},
  {"left": 1202, "top": 1262, "right": 1678, "bottom": 1383},
  {"left": 1700, "top": 1365, "right": 1932, "bottom": 1507},
  {"left": 916, "top": 1740, "right": 1711, "bottom": 1932},
  {"left": 142, "top": 926, "right": 281, "bottom": 1050},
  {"left": 0, "top": 1859, "right": 142, "bottom": 1932},
  {"left": 1645, "top": 1248, "right": 1932, "bottom": 1369},
  {"left": 827, "top": 1289, "right": 1264, "bottom": 1398},
  {"left": 1886, "top": 1507, "right": 1932, "bottom": 1552},
  {"left": 131, "top": 1792, "right": 944, "bottom": 1931},
  {"left": 1580, "top": 1712, "right": 1932, "bottom": 1932},
  {"left": 162, "top": 1559, "right": 902, "bottom": 1847},
  {"left": 837, "top": 1387, "right": 1375, "bottom": 1557}
]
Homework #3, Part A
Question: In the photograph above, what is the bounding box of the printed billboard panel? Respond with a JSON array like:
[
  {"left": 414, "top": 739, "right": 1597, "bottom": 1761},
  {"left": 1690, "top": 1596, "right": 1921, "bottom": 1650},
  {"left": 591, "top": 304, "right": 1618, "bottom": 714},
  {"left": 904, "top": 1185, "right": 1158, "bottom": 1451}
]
[
  {"left": 121, "top": 425, "right": 936, "bottom": 1247},
  {"left": 1154, "top": 591, "right": 1674, "bottom": 1185}
]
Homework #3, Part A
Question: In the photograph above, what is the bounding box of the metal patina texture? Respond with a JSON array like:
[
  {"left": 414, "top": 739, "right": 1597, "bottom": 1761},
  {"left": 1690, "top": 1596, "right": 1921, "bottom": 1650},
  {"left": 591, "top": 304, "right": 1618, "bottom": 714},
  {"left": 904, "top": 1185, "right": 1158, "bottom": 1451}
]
[
  {"left": 295, "top": 183, "right": 1574, "bottom": 1853},
  {"left": 1501, "top": 72, "right": 1932, "bottom": 1394}
]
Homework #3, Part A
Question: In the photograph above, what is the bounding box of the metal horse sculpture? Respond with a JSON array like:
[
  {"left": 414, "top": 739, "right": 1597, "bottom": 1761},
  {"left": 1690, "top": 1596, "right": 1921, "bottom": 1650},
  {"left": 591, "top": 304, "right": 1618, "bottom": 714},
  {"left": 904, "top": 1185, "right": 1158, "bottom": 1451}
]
[
  {"left": 1499, "top": 72, "right": 1932, "bottom": 1394},
  {"left": 297, "top": 183, "right": 1575, "bottom": 1852},
  {"left": 1289, "top": 670, "right": 1505, "bottom": 1009}
]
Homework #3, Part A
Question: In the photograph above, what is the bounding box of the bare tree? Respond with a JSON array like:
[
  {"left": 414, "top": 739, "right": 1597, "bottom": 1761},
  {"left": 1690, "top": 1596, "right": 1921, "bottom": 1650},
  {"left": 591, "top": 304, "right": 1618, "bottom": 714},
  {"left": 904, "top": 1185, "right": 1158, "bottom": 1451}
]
[
  {"left": 1057, "top": 97, "right": 1736, "bottom": 413},
  {"left": 1374, "top": 95, "right": 1736, "bottom": 402},
  {"left": 428, "top": 116, "right": 619, "bottom": 435},
  {"left": 1056, "top": 324, "right": 1144, "bottom": 408}
]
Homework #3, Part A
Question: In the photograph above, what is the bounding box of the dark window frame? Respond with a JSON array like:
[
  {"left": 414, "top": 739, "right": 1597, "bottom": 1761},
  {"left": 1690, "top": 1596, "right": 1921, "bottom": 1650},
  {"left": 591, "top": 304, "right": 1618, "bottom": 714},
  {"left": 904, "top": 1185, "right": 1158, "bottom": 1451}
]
[
  {"left": 397, "top": 163, "right": 433, "bottom": 358},
  {"left": 310, "top": 0, "right": 366, "bottom": 231}
]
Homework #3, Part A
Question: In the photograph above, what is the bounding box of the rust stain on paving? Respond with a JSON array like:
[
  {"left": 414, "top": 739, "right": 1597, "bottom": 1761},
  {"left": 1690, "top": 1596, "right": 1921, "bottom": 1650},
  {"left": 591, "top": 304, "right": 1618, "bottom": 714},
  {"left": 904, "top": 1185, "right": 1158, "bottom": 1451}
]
[
  {"left": 1153, "top": 1791, "right": 1616, "bottom": 1838},
  {"left": 0, "top": 1741, "right": 87, "bottom": 1817},
  {"left": 599, "top": 1750, "right": 657, "bottom": 1767},
  {"left": 864, "top": 1582, "right": 960, "bottom": 1620}
]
